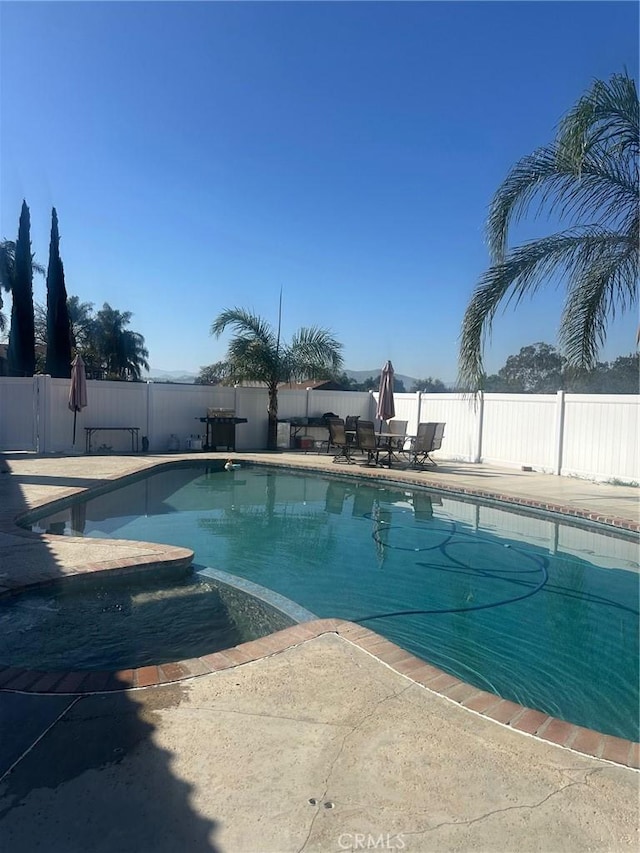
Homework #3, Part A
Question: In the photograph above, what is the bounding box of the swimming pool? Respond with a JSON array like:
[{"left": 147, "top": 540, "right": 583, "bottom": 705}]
[{"left": 11, "top": 462, "right": 640, "bottom": 741}]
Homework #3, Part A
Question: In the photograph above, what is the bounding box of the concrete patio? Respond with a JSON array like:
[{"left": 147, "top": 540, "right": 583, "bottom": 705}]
[{"left": 0, "top": 451, "right": 638, "bottom": 852}]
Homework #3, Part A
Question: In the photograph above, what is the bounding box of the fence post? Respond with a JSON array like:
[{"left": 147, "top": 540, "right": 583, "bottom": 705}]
[
  {"left": 146, "top": 381, "right": 154, "bottom": 451},
  {"left": 416, "top": 391, "right": 423, "bottom": 427},
  {"left": 34, "top": 374, "right": 52, "bottom": 453},
  {"left": 473, "top": 391, "right": 484, "bottom": 463},
  {"left": 554, "top": 390, "right": 565, "bottom": 475},
  {"left": 32, "top": 375, "right": 40, "bottom": 452}
]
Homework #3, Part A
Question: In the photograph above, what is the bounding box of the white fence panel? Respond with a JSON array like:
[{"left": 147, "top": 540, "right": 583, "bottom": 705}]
[
  {"left": 389, "top": 393, "right": 419, "bottom": 434},
  {"left": 307, "top": 390, "right": 373, "bottom": 420},
  {"left": 47, "top": 378, "right": 81, "bottom": 452},
  {"left": 149, "top": 383, "right": 222, "bottom": 452},
  {"left": 277, "top": 391, "right": 309, "bottom": 421},
  {"left": 0, "top": 378, "right": 36, "bottom": 451},
  {"left": 562, "top": 395, "right": 639, "bottom": 483},
  {"left": 81, "top": 380, "right": 148, "bottom": 453},
  {"left": 482, "top": 394, "right": 557, "bottom": 471},
  {"left": 0, "top": 377, "right": 638, "bottom": 482},
  {"left": 235, "top": 388, "right": 268, "bottom": 449},
  {"left": 417, "top": 394, "right": 479, "bottom": 462}
]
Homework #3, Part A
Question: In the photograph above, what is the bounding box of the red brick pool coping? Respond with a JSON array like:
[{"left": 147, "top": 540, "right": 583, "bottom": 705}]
[{"left": 0, "top": 618, "right": 637, "bottom": 770}]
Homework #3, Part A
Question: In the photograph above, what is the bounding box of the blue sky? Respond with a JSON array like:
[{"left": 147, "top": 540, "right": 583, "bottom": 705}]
[{"left": 1, "top": 1, "right": 637, "bottom": 381}]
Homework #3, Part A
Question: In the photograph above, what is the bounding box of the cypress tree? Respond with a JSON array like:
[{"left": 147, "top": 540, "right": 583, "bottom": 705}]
[
  {"left": 6, "top": 201, "right": 35, "bottom": 377},
  {"left": 45, "top": 208, "right": 72, "bottom": 378}
]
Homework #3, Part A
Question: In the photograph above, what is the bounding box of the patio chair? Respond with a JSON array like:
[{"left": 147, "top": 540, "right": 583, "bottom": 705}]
[
  {"left": 345, "top": 415, "right": 361, "bottom": 451},
  {"left": 429, "top": 422, "right": 446, "bottom": 465},
  {"left": 327, "top": 418, "right": 355, "bottom": 464},
  {"left": 320, "top": 415, "right": 341, "bottom": 454},
  {"left": 406, "top": 422, "right": 446, "bottom": 468},
  {"left": 355, "top": 420, "right": 382, "bottom": 466},
  {"left": 387, "top": 419, "right": 408, "bottom": 451}
]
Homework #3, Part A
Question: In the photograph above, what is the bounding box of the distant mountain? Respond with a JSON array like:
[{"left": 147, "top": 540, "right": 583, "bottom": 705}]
[
  {"left": 146, "top": 369, "right": 197, "bottom": 384},
  {"left": 145, "top": 367, "right": 427, "bottom": 388},
  {"left": 345, "top": 369, "right": 418, "bottom": 389}
]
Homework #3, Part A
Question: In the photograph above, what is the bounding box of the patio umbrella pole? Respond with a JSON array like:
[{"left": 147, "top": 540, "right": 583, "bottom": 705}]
[{"left": 69, "top": 354, "right": 88, "bottom": 448}]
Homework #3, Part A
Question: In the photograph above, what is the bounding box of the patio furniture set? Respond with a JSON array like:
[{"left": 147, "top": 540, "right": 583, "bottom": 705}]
[{"left": 325, "top": 417, "right": 445, "bottom": 469}]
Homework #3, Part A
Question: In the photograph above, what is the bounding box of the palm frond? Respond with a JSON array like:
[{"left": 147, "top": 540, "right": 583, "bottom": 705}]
[
  {"left": 461, "top": 72, "right": 639, "bottom": 391},
  {"left": 210, "top": 307, "right": 276, "bottom": 349},
  {"left": 287, "top": 327, "right": 344, "bottom": 381},
  {"left": 226, "top": 337, "right": 279, "bottom": 384},
  {"left": 458, "top": 227, "right": 637, "bottom": 389},
  {"left": 0, "top": 240, "right": 46, "bottom": 291},
  {"left": 486, "top": 145, "right": 638, "bottom": 262},
  {"left": 560, "top": 245, "right": 639, "bottom": 366},
  {"left": 557, "top": 73, "right": 639, "bottom": 167}
]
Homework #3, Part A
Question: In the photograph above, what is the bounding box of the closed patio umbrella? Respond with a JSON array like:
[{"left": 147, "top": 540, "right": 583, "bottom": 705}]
[
  {"left": 69, "top": 354, "right": 88, "bottom": 445},
  {"left": 376, "top": 360, "right": 395, "bottom": 424}
]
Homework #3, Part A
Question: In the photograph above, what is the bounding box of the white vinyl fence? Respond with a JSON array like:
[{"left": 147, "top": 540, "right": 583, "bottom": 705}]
[{"left": 0, "top": 377, "right": 637, "bottom": 483}]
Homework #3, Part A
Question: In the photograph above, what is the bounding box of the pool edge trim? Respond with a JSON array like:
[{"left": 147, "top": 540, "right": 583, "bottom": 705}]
[{"left": 0, "top": 618, "right": 637, "bottom": 771}]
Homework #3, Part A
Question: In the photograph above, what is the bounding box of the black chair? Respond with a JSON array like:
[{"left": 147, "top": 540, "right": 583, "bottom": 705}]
[
  {"left": 319, "top": 413, "right": 340, "bottom": 454},
  {"left": 345, "top": 415, "right": 361, "bottom": 449},
  {"left": 327, "top": 418, "right": 355, "bottom": 464}
]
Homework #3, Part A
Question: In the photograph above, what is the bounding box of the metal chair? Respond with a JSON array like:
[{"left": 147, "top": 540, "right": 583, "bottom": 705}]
[
  {"left": 345, "top": 415, "right": 361, "bottom": 450},
  {"left": 387, "top": 419, "right": 408, "bottom": 452},
  {"left": 355, "top": 420, "right": 383, "bottom": 466},
  {"left": 327, "top": 418, "right": 355, "bottom": 464},
  {"left": 406, "top": 422, "right": 446, "bottom": 468}
]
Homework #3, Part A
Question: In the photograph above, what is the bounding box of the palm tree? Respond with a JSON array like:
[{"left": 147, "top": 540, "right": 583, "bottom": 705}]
[
  {"left": 211, "top": 306, "right": 343, "bottom": 450},
  {"left": 67, "top": 296, "right": 96, "bottom": 352},
  {"left": 459, "top": 72, "right": 639, "bottom": 390},
  {"left": 93, "top": 303, "right": 149, "bottom": 380},
  {"left": 0, "top": 239, "right": 45, "bottom": 333}
]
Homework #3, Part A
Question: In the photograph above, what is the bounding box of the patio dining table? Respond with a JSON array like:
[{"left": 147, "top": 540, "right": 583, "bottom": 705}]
[
  {"left": 375, "top": 431, "right": 413, "bottom": 467},
  {"left": 346, "top": 430, "right": 413, "bottom": 467}
]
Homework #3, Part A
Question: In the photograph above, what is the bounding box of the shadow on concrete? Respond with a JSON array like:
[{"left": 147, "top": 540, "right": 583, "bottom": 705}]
[
  {"left": 0, "top": 454, "right": 221, "bottom": 852},
  {"left": 7, "top": 474, "right": 110, "bottom": 489}
]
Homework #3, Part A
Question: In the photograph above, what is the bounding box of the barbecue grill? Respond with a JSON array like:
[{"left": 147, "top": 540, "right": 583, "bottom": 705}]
[{"left": 198, "top": 409, "right": 248, "bottom": 451}]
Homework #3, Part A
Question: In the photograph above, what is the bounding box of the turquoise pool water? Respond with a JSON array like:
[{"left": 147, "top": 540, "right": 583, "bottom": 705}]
[{"left": 14, "top": 463, "right": 640, "bottom": 740}]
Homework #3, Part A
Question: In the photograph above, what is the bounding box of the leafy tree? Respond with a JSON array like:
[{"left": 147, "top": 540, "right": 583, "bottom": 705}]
[
  {"left": 67, "top": 296, "right": 96, "bottom": 352},
  {"left": 359, "top": 375, "right": 380, "bottom": 392},
  {"left": 211, "top": 307, "right": 343, "bottom": 449},
  {"left": 195, "top": 362, "right": 229, "bottom": 385},
  {"left": 598, "top": 353, "right": 639, "bottom": 393},
  {"left": 359, "top": 374, "right": 406, "bottom": 393},
  {"left": 459, "top": 72, "right": 639, "bottom": 390},
  {"left": 410, "top": 377, "right": 447, "bottom": 393},
  {"left": 333, "top": 371, "right": 358, "bottom": 390},
  {"left": 33, "top": 302, "right": 47, "bottom": 373},
  {"left": 486, "top": 342, "right": 566, "bottom": 393},
  {"left": 480, "top": 342, "right": 638, "bottom": 393},
  {"left": 6, "top": 202, "right": 37, "bottom": 376},
  {"left": 565, "top": 352, "right": 639, "bottom": 393},
  {"left": 33, "top": 296, "right": 148, "bottom": 380},
  {"left": 44, "top": 208, "right": 72, "bottom": 378}
]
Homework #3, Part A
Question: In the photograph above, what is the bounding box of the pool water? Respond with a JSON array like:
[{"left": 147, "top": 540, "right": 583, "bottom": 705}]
[
  {"left": 15, "top": 463, "right": 640, "bottom": 740},
  {"left": 0, "top": 567, "right": 294, "bottom": 671}
]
